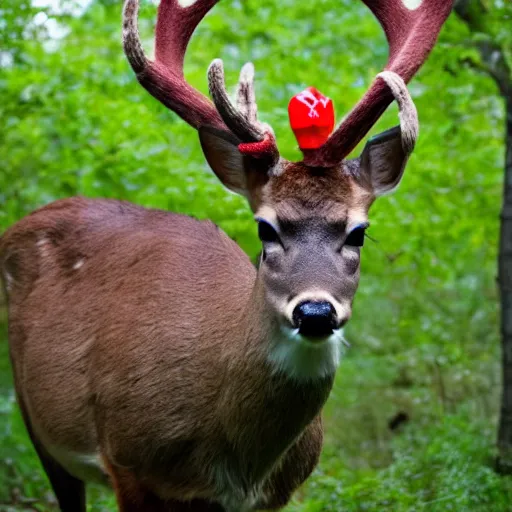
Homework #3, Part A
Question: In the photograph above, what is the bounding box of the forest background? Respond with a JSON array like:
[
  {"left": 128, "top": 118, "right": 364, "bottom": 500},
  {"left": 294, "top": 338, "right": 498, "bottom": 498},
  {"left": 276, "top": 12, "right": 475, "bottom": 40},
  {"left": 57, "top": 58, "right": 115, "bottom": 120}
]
[{"left": 1, "top": 0, "right": 512, "bottom": 510}]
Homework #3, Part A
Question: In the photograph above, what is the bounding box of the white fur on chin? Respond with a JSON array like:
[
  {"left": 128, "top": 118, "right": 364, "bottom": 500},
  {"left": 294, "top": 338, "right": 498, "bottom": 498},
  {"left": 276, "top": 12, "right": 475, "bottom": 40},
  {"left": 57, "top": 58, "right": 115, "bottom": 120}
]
[{"left": 267, "top": 326, "right": 349, "bottom": 381}]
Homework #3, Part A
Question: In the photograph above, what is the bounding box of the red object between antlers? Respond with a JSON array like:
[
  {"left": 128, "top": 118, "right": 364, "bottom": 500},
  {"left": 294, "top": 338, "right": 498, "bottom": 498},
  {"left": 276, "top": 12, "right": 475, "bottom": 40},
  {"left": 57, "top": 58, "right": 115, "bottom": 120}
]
[{"left": 288, "top": 87, "right": 335, "bottom": 150}]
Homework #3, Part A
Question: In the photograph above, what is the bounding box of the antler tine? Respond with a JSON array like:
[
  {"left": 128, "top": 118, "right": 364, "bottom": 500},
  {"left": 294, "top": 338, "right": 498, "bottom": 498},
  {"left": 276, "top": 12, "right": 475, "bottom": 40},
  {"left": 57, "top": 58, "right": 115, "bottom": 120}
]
[
  {"left": 236, "top": 62, "right": 258, "bottom": 125},
  {"left": 123, "top": 0, "right": 226, "bottom": 131},
  {"left": 208, "top": 59, "right": 263, "bottom": 142},
  {"left": 208, "top": 60, "right": 279, "bottom": 161},
  {"left": 305, "top": 0, "right": 454, "bottom": 167},
  {"left": 378, "top": 71, "right": 419, "bottom": 155},
  {"left": 155, "top": 0, "right": 216, "bottom": 72},
  {"left": 123, "top": 0, "right": 276, "bottom": 155}
]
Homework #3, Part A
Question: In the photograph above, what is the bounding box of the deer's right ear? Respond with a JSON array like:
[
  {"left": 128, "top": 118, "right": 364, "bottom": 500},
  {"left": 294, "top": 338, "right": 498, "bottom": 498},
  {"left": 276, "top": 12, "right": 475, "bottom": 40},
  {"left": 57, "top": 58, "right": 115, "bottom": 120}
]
[
  {"left": 199, "top": 127, "right": 248, "bottom": 196},
  {"left": 358, "top": 126, "right": 408, "bottom": 196}
]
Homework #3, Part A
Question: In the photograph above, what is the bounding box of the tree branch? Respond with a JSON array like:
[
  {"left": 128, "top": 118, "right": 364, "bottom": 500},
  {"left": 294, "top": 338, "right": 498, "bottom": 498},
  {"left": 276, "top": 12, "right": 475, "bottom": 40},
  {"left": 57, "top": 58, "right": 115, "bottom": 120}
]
[
  {"left": 454, "top": 0, "right": 511, "bottom": 96},
  {"left": 454, "top": 0, "right": 488, "bottom": 31}
]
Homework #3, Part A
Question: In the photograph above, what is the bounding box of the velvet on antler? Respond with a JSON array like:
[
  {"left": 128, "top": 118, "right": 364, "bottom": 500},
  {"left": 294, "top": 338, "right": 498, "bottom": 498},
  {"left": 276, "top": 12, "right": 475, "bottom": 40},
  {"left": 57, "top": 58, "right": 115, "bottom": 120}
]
[
  {"left": 123, "top": 0, "right": 276, "bottom": 158},
  {"left": 123, "top": 0, "right": 223, "bottom": 129},
  {"left": 303, "top": 0, "right": 454, "bottom": 167},
  {"left": 124, "top": 0, "right": 452, "bottom": 169}
]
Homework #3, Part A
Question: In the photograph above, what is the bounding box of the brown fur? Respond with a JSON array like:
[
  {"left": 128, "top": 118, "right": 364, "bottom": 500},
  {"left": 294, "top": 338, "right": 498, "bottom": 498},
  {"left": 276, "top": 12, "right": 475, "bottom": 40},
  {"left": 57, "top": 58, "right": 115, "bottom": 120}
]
[
  {"left": 1, "top": 197, "right": 338, "bottom": 511},
  {"left": 266, "top": 162, "right": 372, "bottom": 221}
]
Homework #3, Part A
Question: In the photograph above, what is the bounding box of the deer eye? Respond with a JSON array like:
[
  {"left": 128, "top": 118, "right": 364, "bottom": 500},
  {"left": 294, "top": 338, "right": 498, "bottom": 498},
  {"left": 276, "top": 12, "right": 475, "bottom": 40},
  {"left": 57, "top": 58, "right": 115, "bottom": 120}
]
[
  {"left": 345, "top": 227, "right": 366, "bottom": 247},
  {"left": 257, "top": 220, "right": 281, "bottom": 245}
]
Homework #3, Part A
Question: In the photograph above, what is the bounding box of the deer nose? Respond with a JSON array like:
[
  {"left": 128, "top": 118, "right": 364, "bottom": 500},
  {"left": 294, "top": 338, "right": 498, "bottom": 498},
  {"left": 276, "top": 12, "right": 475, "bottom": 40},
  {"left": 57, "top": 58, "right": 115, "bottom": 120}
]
[{"left": 292, "top": 301, "right": 337, "bottom": 337}]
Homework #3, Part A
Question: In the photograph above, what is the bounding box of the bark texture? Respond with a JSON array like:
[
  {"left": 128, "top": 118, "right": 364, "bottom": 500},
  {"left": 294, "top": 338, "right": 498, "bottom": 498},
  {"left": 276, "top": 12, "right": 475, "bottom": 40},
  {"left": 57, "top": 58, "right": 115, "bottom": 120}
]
[{"left": 497, "top": 97, "right": 512, "bottom": 472}]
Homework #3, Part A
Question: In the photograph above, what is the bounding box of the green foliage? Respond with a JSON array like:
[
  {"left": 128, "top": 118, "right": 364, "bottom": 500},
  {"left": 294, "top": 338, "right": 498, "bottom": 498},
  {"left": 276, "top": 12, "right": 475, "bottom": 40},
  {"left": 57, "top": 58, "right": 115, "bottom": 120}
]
[
  {"left": 1, "top": 0, "right": 511, "bottom": 510},
  {"left": 290, "top": 409, "right": 512, "bottom": 512}
]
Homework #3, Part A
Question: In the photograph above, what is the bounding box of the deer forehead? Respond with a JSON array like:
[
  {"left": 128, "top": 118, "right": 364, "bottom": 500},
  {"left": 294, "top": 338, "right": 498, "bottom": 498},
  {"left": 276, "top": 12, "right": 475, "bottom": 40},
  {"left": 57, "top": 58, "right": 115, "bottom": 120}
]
[{"left": 258, "top": 163, "right": 372, "bottom": 224}]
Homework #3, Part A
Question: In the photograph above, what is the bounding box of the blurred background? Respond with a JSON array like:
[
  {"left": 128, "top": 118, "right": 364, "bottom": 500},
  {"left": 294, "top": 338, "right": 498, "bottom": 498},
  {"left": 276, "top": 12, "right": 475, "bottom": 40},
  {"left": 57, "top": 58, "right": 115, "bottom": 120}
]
[{"left": 1, "top": 0, "right": 512, "bottom": 510}]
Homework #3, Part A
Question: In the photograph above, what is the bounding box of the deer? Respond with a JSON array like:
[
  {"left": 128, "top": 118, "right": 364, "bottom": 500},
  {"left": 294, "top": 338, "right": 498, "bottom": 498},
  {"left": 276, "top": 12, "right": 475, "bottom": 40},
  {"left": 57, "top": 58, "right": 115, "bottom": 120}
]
[{"left": 0, "top": 0, "right": 453, "bottom": 510}]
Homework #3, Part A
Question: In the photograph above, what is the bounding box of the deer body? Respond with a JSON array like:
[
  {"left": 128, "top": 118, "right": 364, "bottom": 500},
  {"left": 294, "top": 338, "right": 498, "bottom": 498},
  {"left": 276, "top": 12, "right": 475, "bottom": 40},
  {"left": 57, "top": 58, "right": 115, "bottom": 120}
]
[
  {"left": 3, "top": 197, "right": 330, "bottom": 510},
  {"left": 2, "top": 0, "right": 453, "bottom": 509}
]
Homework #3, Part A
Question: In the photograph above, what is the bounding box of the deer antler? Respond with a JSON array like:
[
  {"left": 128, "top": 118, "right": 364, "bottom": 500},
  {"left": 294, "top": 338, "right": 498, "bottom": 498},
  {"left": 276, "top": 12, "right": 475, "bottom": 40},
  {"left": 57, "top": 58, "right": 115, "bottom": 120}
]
[
  {"left": 124, "top": 0, "right": 451, "bottom": 167},
  {"left": 304, "top": 0, "right": 454, "bottom": 167},
  {"left": 123, "top": 0, "right": 273, "bottom": 152}
]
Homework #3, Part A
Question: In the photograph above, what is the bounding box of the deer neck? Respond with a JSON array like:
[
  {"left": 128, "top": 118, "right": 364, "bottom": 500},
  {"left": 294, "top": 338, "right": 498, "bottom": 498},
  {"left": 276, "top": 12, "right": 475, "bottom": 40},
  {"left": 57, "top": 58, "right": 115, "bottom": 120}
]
[{"left": 216, "top": 273, "right": 334, "bottom": 485}]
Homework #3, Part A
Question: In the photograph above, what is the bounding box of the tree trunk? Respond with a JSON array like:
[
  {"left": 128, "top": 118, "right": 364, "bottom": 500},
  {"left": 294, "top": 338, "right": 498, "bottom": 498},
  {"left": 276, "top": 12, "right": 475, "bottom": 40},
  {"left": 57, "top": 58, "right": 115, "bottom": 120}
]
[
  {"left": 497, "top": 96, "right": 512, "bottom": 473},
  {"left": 454, "top": 0, "right": 512, "bottom": 473}
]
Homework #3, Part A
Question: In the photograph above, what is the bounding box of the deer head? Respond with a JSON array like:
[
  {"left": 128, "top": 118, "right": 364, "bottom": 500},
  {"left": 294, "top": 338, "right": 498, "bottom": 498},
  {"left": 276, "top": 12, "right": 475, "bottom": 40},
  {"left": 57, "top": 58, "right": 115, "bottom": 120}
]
[{"left": 123, "top": 0, "right": 453, "bottom": 373}]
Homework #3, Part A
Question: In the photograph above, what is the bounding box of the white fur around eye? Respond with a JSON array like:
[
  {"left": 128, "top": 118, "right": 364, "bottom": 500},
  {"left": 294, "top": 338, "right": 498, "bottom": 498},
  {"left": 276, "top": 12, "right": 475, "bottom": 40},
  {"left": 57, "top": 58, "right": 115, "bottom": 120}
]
[{"left": 402, "top": 0, "right": 423, "bottom": 9}]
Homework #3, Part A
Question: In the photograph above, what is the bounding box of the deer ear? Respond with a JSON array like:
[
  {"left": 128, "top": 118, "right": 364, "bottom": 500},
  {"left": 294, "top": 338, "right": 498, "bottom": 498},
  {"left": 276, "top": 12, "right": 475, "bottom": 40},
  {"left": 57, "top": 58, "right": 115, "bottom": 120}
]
[
  {"left": 358, "top": 126, "right": 408, "bottom": 196},
  {"left": 199, "top": 127, "right": 247, "bottom": 196}
]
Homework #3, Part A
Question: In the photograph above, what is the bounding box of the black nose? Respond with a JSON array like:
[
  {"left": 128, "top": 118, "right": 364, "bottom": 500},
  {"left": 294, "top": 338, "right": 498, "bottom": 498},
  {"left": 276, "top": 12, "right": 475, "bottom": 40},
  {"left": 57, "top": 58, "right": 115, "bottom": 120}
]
[{"left": 292, "top": 301, "right": 337, "bottom": 337}]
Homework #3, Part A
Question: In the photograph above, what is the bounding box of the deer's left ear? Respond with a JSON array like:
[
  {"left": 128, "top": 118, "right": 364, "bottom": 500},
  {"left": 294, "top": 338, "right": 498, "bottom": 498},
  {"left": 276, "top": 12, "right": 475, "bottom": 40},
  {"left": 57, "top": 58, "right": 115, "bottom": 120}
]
[
  {"left": 198, "top": 126, "right": 272, "bottom": 205},
  {"left": 358, "top": 126, "right": 408, "bottom": 196},
  {"left": 199, "top": 126, "right": 248, "bottom": 196}
]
